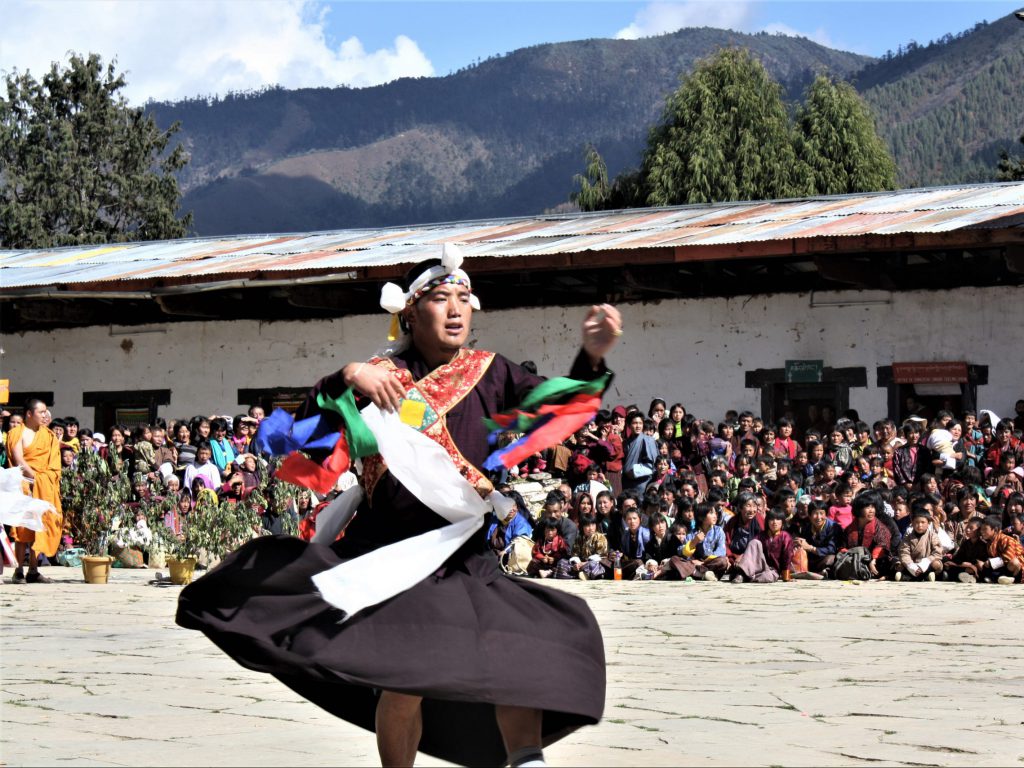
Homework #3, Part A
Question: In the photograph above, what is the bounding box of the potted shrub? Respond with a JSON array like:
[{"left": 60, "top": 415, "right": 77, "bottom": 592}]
[
  {"left": 165, "top": 488, "right": 265, "bottom": 585},
  {"left": 64, "top": 450, "right": 131, "bottom": 583}
]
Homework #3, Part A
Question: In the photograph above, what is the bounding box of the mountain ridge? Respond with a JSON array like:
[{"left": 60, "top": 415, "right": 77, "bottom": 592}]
[{"left": 146, "top": 17, "right": 1023, "bottom": 235}]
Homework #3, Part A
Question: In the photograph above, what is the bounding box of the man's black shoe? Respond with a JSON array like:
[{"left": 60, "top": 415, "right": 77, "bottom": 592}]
[
  {"left": 26, "top": 571, "right": 54, "bottom": 584},
  {"left": 11, "top": 568, "right": 26, "bottom": 584}
]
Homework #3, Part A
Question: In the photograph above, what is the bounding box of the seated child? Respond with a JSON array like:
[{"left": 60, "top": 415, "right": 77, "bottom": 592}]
[
  {"left": 945, "top": 518, "right": 987, "bottom": 583},
  {"left": 668, "top": 502, "right": 729, "bottom": 581},
  {"left": 567, "top": 514, "right": 609, "bottom": 580},
  {"left": 527, "top": 518, "right": 569, "bottom": 578},
  {"left": 896, "top": 508, "right": 944, "bottom": 581},
  {"left": 978, "top": 515, "right": 1024, "bottom": 584}
]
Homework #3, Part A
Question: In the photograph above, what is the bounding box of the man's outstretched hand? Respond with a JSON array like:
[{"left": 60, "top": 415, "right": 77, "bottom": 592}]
[{"left": 582, "top": 303, "right": 623, "bottom": 368}]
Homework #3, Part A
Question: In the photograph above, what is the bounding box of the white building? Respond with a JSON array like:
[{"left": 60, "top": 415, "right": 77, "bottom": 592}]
[{"left": 2, "top": 182, "right": 1022, "bottom": 434}]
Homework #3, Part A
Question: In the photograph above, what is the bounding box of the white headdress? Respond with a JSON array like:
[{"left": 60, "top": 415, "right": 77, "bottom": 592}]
[{"left": 377, "top": 243, "right": 481, "bottom": 354}]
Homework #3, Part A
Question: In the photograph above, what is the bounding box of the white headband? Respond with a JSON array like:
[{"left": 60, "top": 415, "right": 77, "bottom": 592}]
[{"left": 379, "top": 243, "right": 481, "bottom": 314}]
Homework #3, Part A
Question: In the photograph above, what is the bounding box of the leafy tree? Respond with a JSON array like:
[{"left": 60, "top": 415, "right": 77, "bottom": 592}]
[
  {"left": 997, "top": 133, "right": 1024, "bottom": 180},
  {"left": 0, "top": 53, "right": 192, "bottom": 249},
  {"left": 795, "top": 74, "right": 897, "bottom": 194},
  {"left": 571, "top": 145, "right": 611, "bottom": 211},
  {"left": 638, "top": 48, "right": 811, "bottom": 206},
  {"left": 571, "top": 145, "right": 647, "bottom": 212}
]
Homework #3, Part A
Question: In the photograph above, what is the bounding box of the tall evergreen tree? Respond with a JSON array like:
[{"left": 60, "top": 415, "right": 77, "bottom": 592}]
[
  {"left": 795, "top": 75, "right": 897, "bottom": 194},
  {"left": 571, "top": 145, "right": 612, "bottom": 211},
  {"left": 639, "top": 48, "right": 811, "bottom": 206},
  {"left": 997, "top": 133, "right": 1024, "bottom": 181},
  {"left": 0, "top": 53, "right": 192, "bottom": 249},
  {"left": 571, "top": 145, "right": 644, "bottom": 211}
]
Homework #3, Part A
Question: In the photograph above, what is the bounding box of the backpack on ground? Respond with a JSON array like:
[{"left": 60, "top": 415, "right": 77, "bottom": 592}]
[
  {"left": 500, "top": 535, "right": 535, "bottom": 576},
  {"left": 833, "top": 546, "right": 872, "bottom": 581}
]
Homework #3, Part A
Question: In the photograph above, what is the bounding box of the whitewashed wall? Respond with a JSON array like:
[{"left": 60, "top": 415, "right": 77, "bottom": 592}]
[{"left": 1, "top": 286, "right": 1021, "bottom": 426}]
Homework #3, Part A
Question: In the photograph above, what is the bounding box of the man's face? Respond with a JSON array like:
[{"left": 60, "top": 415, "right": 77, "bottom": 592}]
[
  {"left": 912, "top": 516, "right": 930, "bottom": 535},
  {"left": 25, "top": 403, "right": 48, "bottom": 430},
  {"left": 625, "top": 511, "right": 641, "bottom": 532},
  {"left": 980, "top": 524, "right": 997, "bottom": 542},
  {"left": 739, "top": 415, "right": 753, "bottom": 431},
  {"left": 406, "top": 283, "right": 472, "bottom": 356},
  {"left": 544, "top": 503, "right": 562, "bottom": 520},
  {"left": 249, "top": 406, "right": 265, "bottom": 422},
  {"left": 621, "top": 501, "right": 638, "bottom": 518},
  {"left": 151, "top": 429, "right": 166, "bottom": 447},
  {"left": 810, "top": 508, "right": 826, "bottom": 527},
  {"left": 741, "top": 501, "right": 757, "bottom": 522}
]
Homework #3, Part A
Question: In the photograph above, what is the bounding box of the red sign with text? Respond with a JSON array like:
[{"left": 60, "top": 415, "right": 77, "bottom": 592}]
[{"left": 892, "top": 362, "right": 968, "bottom": 384}]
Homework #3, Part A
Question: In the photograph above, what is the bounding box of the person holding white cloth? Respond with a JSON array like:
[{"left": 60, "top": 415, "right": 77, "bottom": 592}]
[{"left": 177, "top": 246, "right": 622, "bottom": 768}]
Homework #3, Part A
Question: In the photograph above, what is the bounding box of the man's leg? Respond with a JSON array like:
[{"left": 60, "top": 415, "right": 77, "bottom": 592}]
[
  {"left": 376, "top": 691, "right": 422, "bottom": 767},
  {"left": 13, "top": 541, "right": 27, "bottom": 581},
  {"left": 496, "top": 705, "right": 544, "bottom": 766}
]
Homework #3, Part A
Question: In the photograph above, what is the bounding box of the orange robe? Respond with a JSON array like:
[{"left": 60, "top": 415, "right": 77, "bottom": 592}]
[{"left": 8, "top": 425, "right": 63, "bottom": 556}]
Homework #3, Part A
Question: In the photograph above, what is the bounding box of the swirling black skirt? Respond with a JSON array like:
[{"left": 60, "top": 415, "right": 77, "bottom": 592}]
[{"left": 175, "top": 535, "right": 606, "bottom": 766}]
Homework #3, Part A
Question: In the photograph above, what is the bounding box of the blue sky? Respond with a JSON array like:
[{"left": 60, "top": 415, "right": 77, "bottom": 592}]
[
  {"left": 2, "top": 1, "right": 1020, "bottom": 103},
  {"left": 326, "top": 1, "right": 1023, "bottom": 75}
]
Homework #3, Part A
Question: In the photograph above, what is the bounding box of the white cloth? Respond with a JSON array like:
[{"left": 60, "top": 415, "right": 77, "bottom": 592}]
[
  {"left": 0, "top": 466, "right": 50, "bottom": 531},
  {"left": 311, "top": 404, "right": 512, "bottom": 620}
]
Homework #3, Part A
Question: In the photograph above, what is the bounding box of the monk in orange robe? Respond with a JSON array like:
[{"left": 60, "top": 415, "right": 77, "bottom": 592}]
[{"left": 8, "top": 399, "right": 62, "bottom": 583}]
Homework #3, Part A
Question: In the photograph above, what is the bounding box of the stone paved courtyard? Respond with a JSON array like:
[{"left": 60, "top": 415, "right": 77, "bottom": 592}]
[{"left": 2, "top": 566, "right": 1022, "bottom": 766}]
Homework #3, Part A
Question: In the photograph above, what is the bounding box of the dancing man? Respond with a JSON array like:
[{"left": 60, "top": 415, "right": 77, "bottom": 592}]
[{"left": 178, "top": 246, "right": 622, "bottom": 767}]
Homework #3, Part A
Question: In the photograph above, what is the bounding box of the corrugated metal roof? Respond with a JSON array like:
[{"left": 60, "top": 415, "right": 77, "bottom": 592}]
[{"left": 2, "top": 182, "right": 1023, "bottom": 291}]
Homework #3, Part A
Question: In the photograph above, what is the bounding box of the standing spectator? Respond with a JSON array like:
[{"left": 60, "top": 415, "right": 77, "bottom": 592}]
[
  {"left": 102, "top": 424, "right": 133, "bottom": 477},
  {"left": 208, "top": 417, "right": 236, "bottom": 478},
  {"left": 622, "top": 412, "right": 657, "bottom": 495},
  {"left": 183, "top": 440, "right": 221, "bottom": 493},
  {"left": 248, "top": 404, "right": 266, "bottom": 424}
]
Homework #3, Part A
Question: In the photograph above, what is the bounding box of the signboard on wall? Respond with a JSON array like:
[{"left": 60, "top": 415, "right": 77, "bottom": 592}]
[
  {"left": 892, "top": 362, "right": 968, "bottom": 384},
  {"left": 785, "top": 360, "right": 823, "bottom": 383}
]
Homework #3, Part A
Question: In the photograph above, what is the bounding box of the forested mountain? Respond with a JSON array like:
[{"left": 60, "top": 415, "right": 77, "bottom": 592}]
[
  {"left": 147, "top": 15, "right": 1023, "bottom": 235},
  {"left": 858, "top": 14, "right": 1024, "bottom": 186}
]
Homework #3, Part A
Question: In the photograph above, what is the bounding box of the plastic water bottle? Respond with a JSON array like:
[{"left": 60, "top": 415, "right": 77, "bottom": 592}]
[{"left": 613, "top": 552, "right": 622, "bottom": 581}]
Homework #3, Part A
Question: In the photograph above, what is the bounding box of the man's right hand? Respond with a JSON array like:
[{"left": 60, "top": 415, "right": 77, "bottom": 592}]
[{"left": 344, "top": 362, "right": 406, "bottom": 413}]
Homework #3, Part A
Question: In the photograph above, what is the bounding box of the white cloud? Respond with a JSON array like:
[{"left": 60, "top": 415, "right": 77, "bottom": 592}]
[
  {"left": 615, "top": 1, "right": 754, "bottom": 40},
  {"left": 0, "top": 0, "right": 435, "bottom": 104},
  {"left": 761, "top": 21, "right": 836, "bottom": 49}
]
